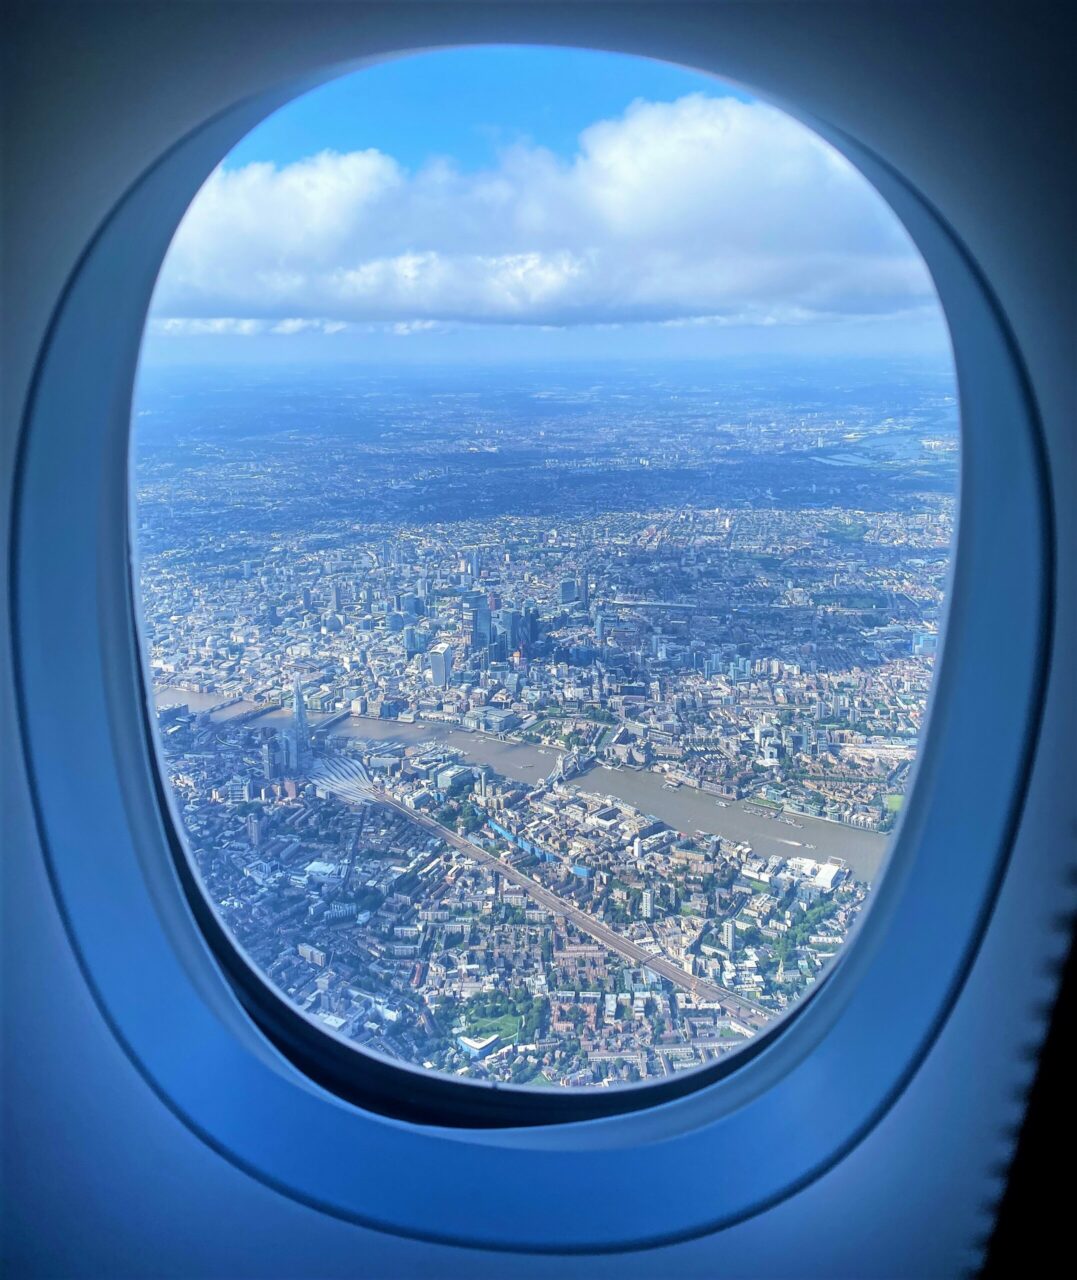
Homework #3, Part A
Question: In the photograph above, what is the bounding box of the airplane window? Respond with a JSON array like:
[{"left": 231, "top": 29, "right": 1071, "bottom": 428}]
[{"left": 131, "top": 46, "right": 958, "bottom": 1103}]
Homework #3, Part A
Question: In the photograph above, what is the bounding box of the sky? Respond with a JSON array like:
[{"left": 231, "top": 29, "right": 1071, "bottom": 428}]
[{"left": 143, "top": 46, "right": 950, "bottom": 368}]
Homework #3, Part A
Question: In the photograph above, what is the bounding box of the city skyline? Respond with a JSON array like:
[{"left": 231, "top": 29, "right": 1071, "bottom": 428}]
[{"left": 136, "top": 358, "right": 955, "bottom": 1087}]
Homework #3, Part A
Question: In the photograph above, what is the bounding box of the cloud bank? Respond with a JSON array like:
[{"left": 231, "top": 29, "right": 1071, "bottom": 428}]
[{"left": 151, "top": 94, "right": 935, "bottom": 335}]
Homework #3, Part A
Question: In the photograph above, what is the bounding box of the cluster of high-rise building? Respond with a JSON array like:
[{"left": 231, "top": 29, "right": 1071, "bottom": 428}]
[{"left": 135, "top": 362, "right": 957, "bottom": 1086}]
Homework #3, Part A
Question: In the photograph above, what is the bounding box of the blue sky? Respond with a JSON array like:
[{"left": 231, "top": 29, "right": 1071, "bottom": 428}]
[
  {"left": 144, "top": 46, "right": 949, "bottom": 367},
  {"left": 225, "top": 47, "right": 751, "bottom": 173}
]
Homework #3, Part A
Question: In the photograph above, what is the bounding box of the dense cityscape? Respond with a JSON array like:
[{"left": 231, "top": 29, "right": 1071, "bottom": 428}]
[{"left": 135, "top": 360, "right": 957, "bottom": 1089}]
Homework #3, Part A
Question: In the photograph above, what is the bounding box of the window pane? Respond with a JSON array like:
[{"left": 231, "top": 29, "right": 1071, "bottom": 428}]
[{"left": 133, "top": 47, "right": 957, "bottom": 1095}]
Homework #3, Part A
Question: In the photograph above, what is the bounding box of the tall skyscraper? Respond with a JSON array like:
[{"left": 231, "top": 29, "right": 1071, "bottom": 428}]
[
  {"left": 292, "top": 674, "right": 312, "bottom": 770},
  {"left": 429, "top": 643, "right": 453, "bottom": 688},
  {"left": 523, "top": 601, "right": 541, "bottom": 645},
  {"left": 471, "top": 605, "right": 492, "bottom": 650},
  {"left": 499, "top": 608, "right": 522, "bottom": 649}
]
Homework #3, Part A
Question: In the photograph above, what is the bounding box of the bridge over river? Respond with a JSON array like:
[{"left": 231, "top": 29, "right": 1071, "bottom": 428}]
[
  {"left": 160, "top": 690, "right": 888, "bottom": 884},
  {"left": 310, "top": 716, "right": 889, "bottom": 884}
]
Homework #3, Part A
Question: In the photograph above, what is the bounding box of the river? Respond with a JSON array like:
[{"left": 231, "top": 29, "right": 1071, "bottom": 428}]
[
  {"left": 295, "top": 711, "right": 887, "bottom": 883},
  {"left": 157, "top": 693, "right": 889, "bottom": 883},
  {"left": 154, "top": 688, "right": 262, "bottom": 720}
]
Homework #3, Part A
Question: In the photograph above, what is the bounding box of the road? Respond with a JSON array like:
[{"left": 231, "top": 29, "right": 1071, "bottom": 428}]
[{"left": 353, "top": 780, "right": 770, "bottom": 1029}]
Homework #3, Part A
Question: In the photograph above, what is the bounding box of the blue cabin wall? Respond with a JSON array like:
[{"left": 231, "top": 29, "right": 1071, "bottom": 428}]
[{"left": 3, "top": 3, "right": 1074, "bottom": 1275}]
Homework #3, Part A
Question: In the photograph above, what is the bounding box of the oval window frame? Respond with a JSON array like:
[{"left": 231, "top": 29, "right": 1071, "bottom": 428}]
[{"left": 11, "top": 41, "right": 1050, "bottom": 1253}]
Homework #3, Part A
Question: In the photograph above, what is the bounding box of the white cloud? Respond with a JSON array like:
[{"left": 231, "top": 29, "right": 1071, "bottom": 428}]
[
  {"left": 269, "top": 317, "right": 353, "bottom": 335},
  {"left": 152, "top": 317, "right": 268, "bottom": 336},
  {"left": 150, "top": 316, "right": 352, "bottom": 337},
  {"left": 391, "top": 319, "right": 445, "bottom": 336},
  {"left": 151, "top": 94, "right": 935, "bottom": 333}
]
